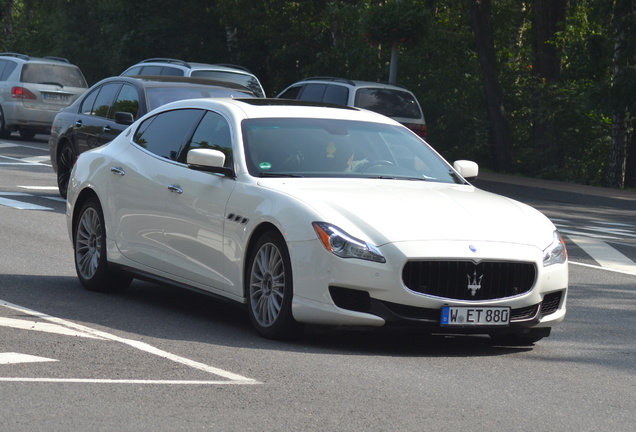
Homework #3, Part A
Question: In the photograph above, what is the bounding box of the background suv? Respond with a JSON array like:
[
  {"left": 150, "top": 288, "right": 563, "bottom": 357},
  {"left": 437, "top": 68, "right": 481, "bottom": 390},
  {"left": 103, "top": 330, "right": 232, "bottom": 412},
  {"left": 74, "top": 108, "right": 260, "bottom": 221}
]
[
  {"left": 276, "top": 77, "right": 427, "bottom": 138},
  {"left": 0, "top": 52, "right": 87, "bottom": 139},
  {"left": 120, "top": 58, "right": 266, "bottom": 97}
]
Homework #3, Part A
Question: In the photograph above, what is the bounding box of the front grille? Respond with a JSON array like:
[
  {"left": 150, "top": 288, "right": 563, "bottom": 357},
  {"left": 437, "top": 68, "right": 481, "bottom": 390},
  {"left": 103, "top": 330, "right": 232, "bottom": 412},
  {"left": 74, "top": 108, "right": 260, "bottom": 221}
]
[{"left": 402, "top": 260, "right": 536, "bottom": 301}]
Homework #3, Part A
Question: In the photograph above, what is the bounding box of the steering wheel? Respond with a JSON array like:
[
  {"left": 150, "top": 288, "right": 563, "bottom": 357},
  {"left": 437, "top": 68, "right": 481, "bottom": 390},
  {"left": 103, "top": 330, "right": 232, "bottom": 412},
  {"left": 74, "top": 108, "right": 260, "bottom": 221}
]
[{"left": 359, "top": 159, "right": 395, "bottom": 172}]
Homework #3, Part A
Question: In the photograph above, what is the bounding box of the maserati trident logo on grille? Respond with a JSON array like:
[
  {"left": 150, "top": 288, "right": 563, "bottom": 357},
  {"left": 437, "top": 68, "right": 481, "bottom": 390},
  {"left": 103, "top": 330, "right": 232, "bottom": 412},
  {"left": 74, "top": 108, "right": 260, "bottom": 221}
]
[{"left": 467, "top": 268, "right": 483, "bottom": 296}]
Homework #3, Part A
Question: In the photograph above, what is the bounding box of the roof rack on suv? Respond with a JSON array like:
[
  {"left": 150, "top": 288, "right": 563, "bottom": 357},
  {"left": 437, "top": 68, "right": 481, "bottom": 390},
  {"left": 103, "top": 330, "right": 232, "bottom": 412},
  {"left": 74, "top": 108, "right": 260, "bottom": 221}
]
[
  {"left": 139, "top": 58, "right": 191, "bottom": 68},
  {"left": 43, "top": 56, "right": 70, "bottom": 63},
  {"left": 301, "top": 76, "right": 356, "bottom": 86},
  {"left": 0, "top": 52, "right": 30, "bottom": 61}
]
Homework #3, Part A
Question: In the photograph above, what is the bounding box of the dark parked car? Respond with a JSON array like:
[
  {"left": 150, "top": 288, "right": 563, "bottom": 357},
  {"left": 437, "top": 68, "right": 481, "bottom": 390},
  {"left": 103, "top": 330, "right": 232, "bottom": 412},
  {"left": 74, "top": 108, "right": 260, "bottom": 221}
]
[{"left": 49, "top": 75, "right": 253, "bottom": 197}]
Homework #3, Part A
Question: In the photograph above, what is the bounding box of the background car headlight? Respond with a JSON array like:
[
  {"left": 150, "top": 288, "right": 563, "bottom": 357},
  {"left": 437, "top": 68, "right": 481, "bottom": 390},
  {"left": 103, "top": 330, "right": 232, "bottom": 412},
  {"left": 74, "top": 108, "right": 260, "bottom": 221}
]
[
  {"left": 543, "top": 230, "right": 568, "bottom": 266},
  {"left": 313, "top": 222, "right": 386, "bottom": 263}
]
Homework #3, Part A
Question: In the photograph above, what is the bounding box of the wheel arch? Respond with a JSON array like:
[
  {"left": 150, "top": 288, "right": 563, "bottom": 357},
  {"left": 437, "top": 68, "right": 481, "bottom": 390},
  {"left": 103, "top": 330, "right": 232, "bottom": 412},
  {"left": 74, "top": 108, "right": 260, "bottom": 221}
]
[
  {"left": 242, "top": 221, "right": 286, "bottom": 298},
  {"left": 71, "top": 188, "right": 100, "bottom": 245}
]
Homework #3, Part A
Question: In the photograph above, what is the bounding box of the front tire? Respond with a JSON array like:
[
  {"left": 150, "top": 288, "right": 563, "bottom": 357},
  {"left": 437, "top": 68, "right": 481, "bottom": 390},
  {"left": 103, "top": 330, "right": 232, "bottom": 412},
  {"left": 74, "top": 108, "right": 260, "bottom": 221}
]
[
  {"left": 74, "top": 197, "right": 131, "bottom": 292},
  {"left": 246, "top": 231, "right": 298, "bottom": 339}
]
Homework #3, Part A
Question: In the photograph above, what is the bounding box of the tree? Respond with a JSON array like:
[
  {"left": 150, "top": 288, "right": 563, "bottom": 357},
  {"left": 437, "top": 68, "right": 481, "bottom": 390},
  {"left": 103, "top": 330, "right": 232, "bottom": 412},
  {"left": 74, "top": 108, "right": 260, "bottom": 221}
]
[{"left": 468, "top": 0, "right": 514, "bottom": 172}]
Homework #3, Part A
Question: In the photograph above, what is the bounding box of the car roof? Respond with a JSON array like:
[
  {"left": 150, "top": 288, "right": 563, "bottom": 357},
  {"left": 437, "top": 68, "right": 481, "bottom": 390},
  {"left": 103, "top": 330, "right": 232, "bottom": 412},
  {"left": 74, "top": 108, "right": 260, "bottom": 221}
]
[
  {"left": 153, "top": 97, "right": 401, "bottom": 124},
  {"left": 123, "top": 58, "right": 255, "bottom": 75},
  {"left": 92, "top": 75, "right": 255, "bottom": 94},
  {"left": 297, "top": 76, "right": 414, "bottom": 92},
  {"left": 0, "top": 52, "right": 78, "bottom": 65}
]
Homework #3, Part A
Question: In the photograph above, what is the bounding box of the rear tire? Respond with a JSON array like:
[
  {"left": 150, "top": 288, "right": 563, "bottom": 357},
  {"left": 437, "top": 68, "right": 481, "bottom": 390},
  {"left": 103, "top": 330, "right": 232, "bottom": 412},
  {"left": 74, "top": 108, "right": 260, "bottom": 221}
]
[
  {"left": 19, "top": 128, "right": 36, "bottom": 140},
  {"left": 57, "top": 143, "right": 76, "bottom": 198},
  {"left": 73, "top": 197, "right": 131, "bottom": 292},
  {"left": 246, "top": 231, "right": 299, "bottom": 339},
  {"left": 0, "top": 107, "right": 11, "bottom": 138}
]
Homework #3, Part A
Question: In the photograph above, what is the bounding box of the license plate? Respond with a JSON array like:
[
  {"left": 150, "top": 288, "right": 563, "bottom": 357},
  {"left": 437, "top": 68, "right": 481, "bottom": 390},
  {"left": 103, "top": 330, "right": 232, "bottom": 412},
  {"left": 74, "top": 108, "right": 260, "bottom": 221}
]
[
  {"left": 441, "top": 306, "right": 510, "bottom": 326},
  {"left": 43, "top": 93, "right": 69, "bottom": 102}
]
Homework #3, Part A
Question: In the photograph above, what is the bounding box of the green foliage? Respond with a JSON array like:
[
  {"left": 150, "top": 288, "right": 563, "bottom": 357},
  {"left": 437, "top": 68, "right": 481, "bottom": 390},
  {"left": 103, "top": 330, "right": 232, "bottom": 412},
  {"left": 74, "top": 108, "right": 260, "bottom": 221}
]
[{"left": 0, "top": 0, "right": 631, "bottom": 186}]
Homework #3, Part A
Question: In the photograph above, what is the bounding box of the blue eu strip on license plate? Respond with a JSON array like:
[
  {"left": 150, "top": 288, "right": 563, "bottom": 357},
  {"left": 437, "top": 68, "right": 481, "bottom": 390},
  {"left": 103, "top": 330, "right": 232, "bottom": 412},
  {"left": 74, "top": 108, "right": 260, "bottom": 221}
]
[{"left": 441, "top": 306, "right": 510, "bottom": 326}]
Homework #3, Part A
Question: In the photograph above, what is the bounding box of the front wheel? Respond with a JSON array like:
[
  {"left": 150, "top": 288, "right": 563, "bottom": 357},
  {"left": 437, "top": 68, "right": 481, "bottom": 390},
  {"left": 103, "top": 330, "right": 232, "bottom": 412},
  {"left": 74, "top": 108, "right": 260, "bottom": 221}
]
[
  {"left": 246, "top": 231, "right": 299, "bottom": 339},
  {"left": 73, "top": 197, "right": 131, "bottom": 292}
]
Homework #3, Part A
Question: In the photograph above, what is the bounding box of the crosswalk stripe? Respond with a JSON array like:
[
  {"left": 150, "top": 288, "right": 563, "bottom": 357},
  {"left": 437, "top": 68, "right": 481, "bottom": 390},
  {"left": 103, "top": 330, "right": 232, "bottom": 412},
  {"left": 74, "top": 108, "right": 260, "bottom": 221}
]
[
  {"left": 0, "top": 196, "right": 53, "bottom": 210},
  {"left": 567, "top": 234, "right": 636, "bottom": 273}
]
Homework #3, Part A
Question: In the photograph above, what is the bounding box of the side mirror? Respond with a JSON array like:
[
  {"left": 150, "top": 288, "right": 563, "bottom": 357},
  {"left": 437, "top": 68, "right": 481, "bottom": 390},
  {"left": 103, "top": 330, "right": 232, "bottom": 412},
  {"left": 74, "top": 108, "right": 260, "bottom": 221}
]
[
  {"left": 453, "top": 160, "right": 479, "bottom": 181},
  {"left": 114, "top": 111, "right": 134, "bottom": 125},
  {"left": 187, "top": 148, "right": 235, "bottom": 178}
]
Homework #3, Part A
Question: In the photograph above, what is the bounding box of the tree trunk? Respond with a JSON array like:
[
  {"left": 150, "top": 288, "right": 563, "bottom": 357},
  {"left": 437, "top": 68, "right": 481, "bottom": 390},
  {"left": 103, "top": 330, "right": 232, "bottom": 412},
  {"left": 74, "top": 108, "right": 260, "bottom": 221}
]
[
  {"left": 531, "top": 0, "right": 567, "bottom": 173},
  {"left": 468, "top": 0, "right": 513, "bottom": 172},
  {"left": 1, "top": 0, "right": 14, "bottom": 50}
]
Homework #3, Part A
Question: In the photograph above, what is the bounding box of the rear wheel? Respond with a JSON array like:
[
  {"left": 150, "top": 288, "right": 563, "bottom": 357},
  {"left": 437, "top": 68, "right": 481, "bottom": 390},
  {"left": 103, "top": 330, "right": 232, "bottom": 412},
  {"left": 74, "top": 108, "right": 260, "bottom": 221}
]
[
  {"left": 18, "top": 128, "right": 36, "bottom": 140},
  {"left": 57, "top": 143, "right": 76, "bottom": 198},
  {"left": 0, "top": 107, "right": 11, "bottom": 138},
  {"left": 246, "top": 231, "right": 299, "bottom": 339},
  {"left": 73, "top": 197, "right": 131, "bottom": 292}
]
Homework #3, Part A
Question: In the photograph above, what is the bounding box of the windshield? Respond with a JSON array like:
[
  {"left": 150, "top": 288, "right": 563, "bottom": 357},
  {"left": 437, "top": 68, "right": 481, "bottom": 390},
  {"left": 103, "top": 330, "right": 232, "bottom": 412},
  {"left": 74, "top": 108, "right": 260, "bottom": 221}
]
[{"left": 242, "top": 118, "right": 463, "bottom": 184}]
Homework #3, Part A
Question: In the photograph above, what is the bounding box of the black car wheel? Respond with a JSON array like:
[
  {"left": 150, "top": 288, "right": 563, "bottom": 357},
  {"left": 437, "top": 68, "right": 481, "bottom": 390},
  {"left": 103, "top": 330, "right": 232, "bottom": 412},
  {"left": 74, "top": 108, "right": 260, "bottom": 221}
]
[
  {"left": 74, "top": 197, "right": 131, "bottom": 292},
  {"left": 19, "top": 128, "right": 36, "bottom": 140},
  {"left": 246, "top": 231, "right": 299, "bottom": 339},
  {"left": 57, "top": 143, "right": 76, "bottom": 198},
  {"left": 0, "top": 107, "right": 11, "bottom": 138}
]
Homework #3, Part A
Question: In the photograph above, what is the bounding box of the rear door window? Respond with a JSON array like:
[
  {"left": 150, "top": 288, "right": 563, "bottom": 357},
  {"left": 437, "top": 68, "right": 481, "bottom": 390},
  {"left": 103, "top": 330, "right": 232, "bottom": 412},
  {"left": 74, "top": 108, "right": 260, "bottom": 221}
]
[
  {"left": 298, "top": 84, "right": 327, "bottom": 102},
  {"left": 322, "top": 84, "right": 349, "bottom": 105},
  {"left": 133, "top": 109, "right": 204, "bottom": 161},
  {"left": 90, "top": 83, "right": 121, "bottom": 117}
]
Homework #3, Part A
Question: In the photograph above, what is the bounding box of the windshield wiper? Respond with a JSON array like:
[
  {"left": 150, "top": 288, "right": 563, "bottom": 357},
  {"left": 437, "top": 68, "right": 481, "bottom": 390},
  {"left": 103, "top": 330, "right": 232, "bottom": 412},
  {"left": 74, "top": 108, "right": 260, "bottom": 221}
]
[{"left": 258, "top": 172, "right": 304, "bottom": 178}]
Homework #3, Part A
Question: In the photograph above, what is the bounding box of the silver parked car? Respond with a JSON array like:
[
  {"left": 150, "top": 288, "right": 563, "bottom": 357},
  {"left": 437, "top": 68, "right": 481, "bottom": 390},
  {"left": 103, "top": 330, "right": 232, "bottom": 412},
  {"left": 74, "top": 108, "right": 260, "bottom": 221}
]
[
  {"left": 0, "top": 52, "right": 87, "bottom": 139},
  {"left": 121, "top": 58, "right": 266, "bottom": 98}
]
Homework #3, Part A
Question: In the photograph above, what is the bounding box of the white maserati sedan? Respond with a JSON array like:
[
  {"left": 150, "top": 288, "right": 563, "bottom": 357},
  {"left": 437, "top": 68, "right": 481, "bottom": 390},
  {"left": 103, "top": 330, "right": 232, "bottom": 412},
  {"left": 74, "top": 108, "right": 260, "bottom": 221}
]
[{"left": 67, "top": 98, "right": 568, "bottom": 343}]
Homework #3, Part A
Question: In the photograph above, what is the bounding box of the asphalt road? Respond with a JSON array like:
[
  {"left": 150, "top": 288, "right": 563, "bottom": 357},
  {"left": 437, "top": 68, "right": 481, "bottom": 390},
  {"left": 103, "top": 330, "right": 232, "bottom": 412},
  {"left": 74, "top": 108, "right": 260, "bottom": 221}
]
[{"left": 0, "top": 135, "right": 635, "bottom": 432}]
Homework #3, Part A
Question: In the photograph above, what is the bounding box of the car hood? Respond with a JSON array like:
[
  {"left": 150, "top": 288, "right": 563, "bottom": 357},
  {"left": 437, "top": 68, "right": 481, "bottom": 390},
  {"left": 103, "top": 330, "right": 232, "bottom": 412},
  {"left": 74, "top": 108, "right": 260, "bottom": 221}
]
[{"left": 258, "top": 178, "right": 556, "bottom": 248}]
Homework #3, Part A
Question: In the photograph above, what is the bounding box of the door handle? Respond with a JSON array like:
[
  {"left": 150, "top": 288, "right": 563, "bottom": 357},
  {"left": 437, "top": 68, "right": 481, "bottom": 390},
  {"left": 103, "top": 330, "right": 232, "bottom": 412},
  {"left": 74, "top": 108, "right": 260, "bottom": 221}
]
[
  {"left": 75, "top": 120, "right": 82, "bottom": 127},
  {"left": 103, "top": 125, "right": 111, "bottom": 133},
  {"left": 167, "top": 185, "right": 183, "bottom": 194},
  {"left": 110, "top": 167, "right": 125, "bottom": 176}
]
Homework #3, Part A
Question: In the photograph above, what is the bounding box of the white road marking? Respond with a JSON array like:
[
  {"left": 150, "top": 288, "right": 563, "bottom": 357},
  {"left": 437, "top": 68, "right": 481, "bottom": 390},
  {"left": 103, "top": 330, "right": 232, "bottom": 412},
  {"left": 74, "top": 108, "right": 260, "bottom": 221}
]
[
  {"left": 0, "top": 143, "right": 18, "bottom": 148},
  {"left": 0, "top": 317, "right": 104, "bottom": 339},
  {"left": 0, "top": 353, "right": 58, "bottom": 365},
  {"left": 0, "top": 154, "right": 49, "bottom": 165},
  {"left": 0, "top": 378, "right": 255, "bottom": 385},
  {"left": 568, "top": 235, "right": 636, "bottom": 274},
  {"left": 18, "top": 186, "right": 58, "bottom": 190},
  {"left": 0, "top": 196, "right": 53, "bottom": 210},
  {"left": 570, "top": 261, "right": 636, "bottom": 276},
  {"left": 0, "top": 300, "right": 260, "bottom": 385}
]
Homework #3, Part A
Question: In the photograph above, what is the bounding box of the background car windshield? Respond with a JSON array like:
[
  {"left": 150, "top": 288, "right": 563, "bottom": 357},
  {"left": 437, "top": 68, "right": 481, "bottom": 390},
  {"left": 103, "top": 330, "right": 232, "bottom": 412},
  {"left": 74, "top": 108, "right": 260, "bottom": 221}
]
[
  {"left": 145, "top": 86, "right": 249, "bottom": 110},
  {"left": 21, "top": 64, "right": 87, "bottom": 87},
  {"left": 243, "top": 118, "right": 461, "bottom": 183},
  {"left": 190, "top": 70, "right": 264, "bottom": 97},
  {"left": 354, "top": 89, "right": 421, "bottom": 119}
]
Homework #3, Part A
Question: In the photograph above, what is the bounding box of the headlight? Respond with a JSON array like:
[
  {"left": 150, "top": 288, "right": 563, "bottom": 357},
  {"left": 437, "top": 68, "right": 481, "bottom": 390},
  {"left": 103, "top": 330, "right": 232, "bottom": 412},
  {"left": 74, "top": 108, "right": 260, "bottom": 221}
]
[
  {"left": 312, "top": 222, "right": 386, "bottom": 263},
  {"left": 543, "top": 230, "right": 568, "bottom": 266}
]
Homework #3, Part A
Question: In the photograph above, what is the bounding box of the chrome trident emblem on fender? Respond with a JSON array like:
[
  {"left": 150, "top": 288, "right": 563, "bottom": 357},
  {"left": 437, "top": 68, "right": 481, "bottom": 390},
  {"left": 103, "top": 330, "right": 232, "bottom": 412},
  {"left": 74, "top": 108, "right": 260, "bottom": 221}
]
[{"left": 467, "top": 269, "right": 483, "bottom": 296}]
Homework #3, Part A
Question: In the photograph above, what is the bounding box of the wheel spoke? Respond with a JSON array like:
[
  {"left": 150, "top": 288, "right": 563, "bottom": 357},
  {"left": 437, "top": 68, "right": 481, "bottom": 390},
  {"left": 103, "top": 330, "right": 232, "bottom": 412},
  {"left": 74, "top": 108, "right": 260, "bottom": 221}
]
[
  {"left": 75, "top": 207, "right": 102, "bottom": 280},
  {"left": 249, "top": 242, "right": 286, "bottom": 327}
]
